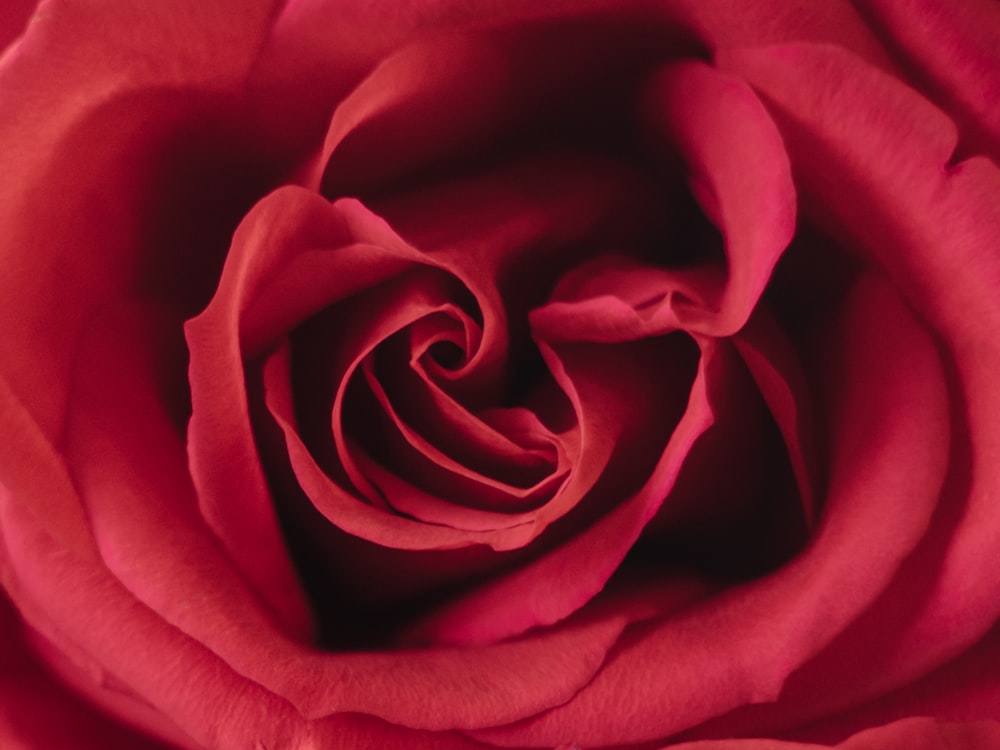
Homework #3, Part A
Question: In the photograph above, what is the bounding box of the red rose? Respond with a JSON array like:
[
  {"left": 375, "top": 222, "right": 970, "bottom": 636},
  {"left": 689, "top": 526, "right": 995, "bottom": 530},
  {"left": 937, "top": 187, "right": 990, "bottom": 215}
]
[{"left": 2, "top": 1, "right": 1000, "bottom": 748}]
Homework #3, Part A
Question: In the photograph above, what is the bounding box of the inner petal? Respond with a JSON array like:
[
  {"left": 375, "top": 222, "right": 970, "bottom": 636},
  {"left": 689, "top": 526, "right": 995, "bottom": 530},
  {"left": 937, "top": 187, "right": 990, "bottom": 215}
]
[
  {"left": 638, "top": 59, "right": 797, "bottom": 336},
  {"left": 383, "top": 326, "right": 567, "bottom": 477},
  {"left": 352, "top": 349, "right": 568, "bottom": 511}
]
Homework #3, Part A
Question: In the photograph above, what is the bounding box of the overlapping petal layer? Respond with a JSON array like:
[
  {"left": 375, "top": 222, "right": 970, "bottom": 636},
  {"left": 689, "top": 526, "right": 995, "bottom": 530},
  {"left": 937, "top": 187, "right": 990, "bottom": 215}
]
[{"left": 2, "top": 1, "right": 998, "bottom": 749}]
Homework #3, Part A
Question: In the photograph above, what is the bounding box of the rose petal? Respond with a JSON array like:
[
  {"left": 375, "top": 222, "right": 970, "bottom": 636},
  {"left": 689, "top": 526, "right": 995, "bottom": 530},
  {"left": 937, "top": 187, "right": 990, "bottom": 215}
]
[
  {"left": 185, "top": 188, "right": 424, "bottom": 633},
  {"left": 255, "top": 2, "right": 688, "bottom": 168},
  {"left": 371, "top": 357, "right": 569, "bottom": 503},
  {"left": 0, "top": 377, "right": 97, "bottom": 564},
  {"left": 639, "top": 60, "right": 796, "bottom": 336},
  {"left": 258, "top": 264, "right": 551, "bottom": 542},
  {"left": 0, "top": 596, "right": 181, "bottom": 750},
  {"left": 0, "top": 0, "right": 278, "bottom": 440},
  {"left": 313, "top": 33, "right": 516, "bottom": 196},
  {"left": 190, "top": 156, "right": 664, "bottom": 574},
  {"left": 471, "top": 273, "right": 950, "bottom": 747},
  {"left": 263, "top": 322, "right": 544, "bottom": 550},
  {"left": 404, "top": 333, "right": 707, "bottom": 646},
  {"left": 250, "top": 0, "right": 892, "bottom": 165},
  {"left": 769, "top": 622, "right": 1000, "bottom": 745},
  {"left": 659, "top": 718, "right": 1000, "bottom": 750},
  {"left": 857, "top": 0, "right": 1000, "bottom": 161},
  {"left": 0, "top": 488, "right": 310, "bottom": 749},
  {"left": 637, "top": 332, "right": 809, "bottom": 576},
  {"left": 7, "top": 293, "right": 642, "bottom": 734},
  {"left": 0, "top": 0, "right": 35, "bottom": 56},
  {"left": 733, "top": 306, "right": 818, "bottom": 528},
  {"left": 359, "top": 358, "right": 567, "bottom": 511},
  {"left": 675, "top": 39, "right": 1000, "bottom": 737},
  {"left": 1, "top": 514, "right": 503, "bottom": 750}
]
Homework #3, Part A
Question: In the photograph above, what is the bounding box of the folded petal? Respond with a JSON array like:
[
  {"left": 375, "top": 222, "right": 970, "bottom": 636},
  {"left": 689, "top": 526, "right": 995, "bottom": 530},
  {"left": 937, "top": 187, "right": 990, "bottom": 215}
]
[
  {"left": 13, "top": 294, "right": 638, "bottom": 734},
  {"left": 638, "top": 60, "right": 796, "bottom": 335},
  {"left": 719, "top": 38, "right": 1000, "bottom": 726},
  {"left": 471, "top": 273, "right": 950, "bottom": 747}
]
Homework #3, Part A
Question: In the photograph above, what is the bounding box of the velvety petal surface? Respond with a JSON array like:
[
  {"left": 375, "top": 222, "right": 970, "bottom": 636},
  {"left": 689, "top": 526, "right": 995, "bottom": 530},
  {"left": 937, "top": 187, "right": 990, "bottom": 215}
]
[
  {"left": 3, "top": 2, "right": 999, "bottom": 750},
  {"left": 703, "top": 38, "right": 1000, "bottom": 733},
  {"left": 0, "top": 0, "right": 279, "bottom": 440},
  {"left": 470, "top": 272, "right": 950, "bottom": 746},
  {"left": 786, "top": 623, "right": 1000, "bottom": 745},
  {"left": 662, "top": 718, "right": 1000, "bottom": 750},
  {"left": 637, "top": 59, "right": 795, "bottom": 336},
  {"left": 0, "top": 595, "right": 180, "bottom": 750},
  {"left": 856, "top": 0, "right": 1000, "bottom": 160},
  {"left": 250, "top": 0, "right": 893, "bottom": 165},
  {"left": 0, "top": 0, "right": 35, "bottom": 56},
  {"left": 2, "top": 293, "right": 644, "bottom": 737}
]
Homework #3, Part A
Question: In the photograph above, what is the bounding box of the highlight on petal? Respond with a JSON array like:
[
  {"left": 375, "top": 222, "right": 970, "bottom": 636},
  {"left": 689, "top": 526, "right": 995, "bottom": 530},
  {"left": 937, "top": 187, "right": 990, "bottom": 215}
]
[{"left": 0, "top": 0, "right": 36, "bottom": 57}]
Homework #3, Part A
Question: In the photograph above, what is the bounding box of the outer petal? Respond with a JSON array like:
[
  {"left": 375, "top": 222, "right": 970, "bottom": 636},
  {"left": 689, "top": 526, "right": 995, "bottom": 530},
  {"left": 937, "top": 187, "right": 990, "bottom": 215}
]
[
  {"left": 0, "top": 0, "right": 280, "bottom": 440},
  {"left": 659, "top": 718, "right": 1000, "bottom": 749},
  {"left": 788, "top": 624, "right": 1000, "bottom": 744},
  {"left": 4, "top": 294, "right": 639, "bottom": 737},
  {"left": 710, "top": 39, "right": 1000, "bottom": 733},
  {"left": 856, "top": 0, "right": 1000, "bottom": 160},
  {"left": 0, "top": 596, "right": 176, "bottom": 750},
  {"left": 249, "top": 0, "right": 893, "bottom": 162}
]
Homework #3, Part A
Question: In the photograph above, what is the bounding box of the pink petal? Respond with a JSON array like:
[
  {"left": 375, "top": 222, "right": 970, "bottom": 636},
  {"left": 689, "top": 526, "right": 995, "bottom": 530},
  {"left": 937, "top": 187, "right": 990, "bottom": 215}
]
[
  {"left": 0, "top": 596, "right": 181, "bottom": 750},
  {"left": 471, "top": 273, "right": 950, "bottom": 747},
  {"left": 858, "top": 0, "right": 1000, "bottom": 161},
  {"left": 716, "top": 38, "right": 1000, "bottom": 729},
  {"left": 404, "top": 334, "right": 708, "bottom": 646},
  {"left": 0, "top": 0, "right": 278, "bottom": 439},
  {"left": 185, "top": 188, "right": 424, "bottom": 634},
  {"left": 0, "top": 0, "right": 35, "bottom": 56},
  {"left": 658, "top": 718, "right": 1000, "bottom": 749},
  {"left": 639, "top": 60, "right": 796, "bottom": 336}
]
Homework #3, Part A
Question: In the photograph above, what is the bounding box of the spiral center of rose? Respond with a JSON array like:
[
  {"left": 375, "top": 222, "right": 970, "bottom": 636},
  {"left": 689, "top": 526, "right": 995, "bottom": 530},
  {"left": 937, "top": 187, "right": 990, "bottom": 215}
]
[
  {"left": 184, "top": 15, "right": 810, "bottom": 648},
  {"left": 287, "top": 265, "right": 578, "bottom": 518}
]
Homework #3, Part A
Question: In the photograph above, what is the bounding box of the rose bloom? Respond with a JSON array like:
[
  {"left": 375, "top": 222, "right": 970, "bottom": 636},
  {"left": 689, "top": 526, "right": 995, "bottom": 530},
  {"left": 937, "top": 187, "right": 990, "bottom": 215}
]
[{"left": 3, "top": 0, "right": 1000, "bottom": 748}]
